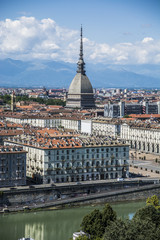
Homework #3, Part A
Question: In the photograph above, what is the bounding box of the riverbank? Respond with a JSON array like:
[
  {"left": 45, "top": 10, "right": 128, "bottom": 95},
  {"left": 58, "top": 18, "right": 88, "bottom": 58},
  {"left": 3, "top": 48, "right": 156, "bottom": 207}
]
[{"left": 1, "top": 182, "right": 160, "bottom": 214}]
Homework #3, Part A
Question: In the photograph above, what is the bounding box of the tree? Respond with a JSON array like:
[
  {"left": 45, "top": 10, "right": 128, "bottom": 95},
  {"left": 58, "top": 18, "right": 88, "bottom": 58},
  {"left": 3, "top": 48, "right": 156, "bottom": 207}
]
[
  {"left": 133, "top": 205, "right": 160, "bottom": 227},
  {"left": 81, "top": 204, "right": 117, "bottom": 239},
  {"left": 81, "top": 209, "right": 104, "bottom": 239},
  {"left": 146, "top": 195, "right": 160, "bottom": 209},
  {"left": 103, "top": 217, "right": 159, "bottom": 240},
  {"left": 103, "top": 219, "right": 128, "bottom": 240},
  {"left": 101, "top": 204, "right": 117, "bottom": 228}
]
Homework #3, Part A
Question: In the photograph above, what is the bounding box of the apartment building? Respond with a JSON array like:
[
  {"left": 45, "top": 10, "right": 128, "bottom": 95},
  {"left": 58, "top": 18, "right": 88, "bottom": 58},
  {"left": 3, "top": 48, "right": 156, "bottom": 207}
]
[
  {"left": 4, "top": 130, "right": 129, "bottom": 184},
  {"left": 121, "top": 122, "right": 160, "bottom": 155},
  {"left": 0, "top": 145, "right": 27, "bottom": 187}
]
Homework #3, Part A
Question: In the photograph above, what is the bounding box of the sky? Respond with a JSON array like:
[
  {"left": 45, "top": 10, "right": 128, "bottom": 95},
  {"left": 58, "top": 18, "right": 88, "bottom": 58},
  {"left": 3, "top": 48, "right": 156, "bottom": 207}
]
[{"left": 0, "top": 0, "right": 160, "bottom": 65}]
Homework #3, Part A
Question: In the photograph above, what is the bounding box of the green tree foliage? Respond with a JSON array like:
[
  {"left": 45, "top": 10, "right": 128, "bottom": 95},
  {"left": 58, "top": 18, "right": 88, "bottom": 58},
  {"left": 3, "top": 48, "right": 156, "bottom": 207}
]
[
  {"left": 101, "top": 203, "right": 117, "bottom": 228},
  {"left": 81, "top": 209, "right": 104, "bottom": 239},
  {"left": 103, "top": 217, "right": 160, "bottom": 240},
  {"left": 79, "top": 197, "right": 160, "bottom": 240},
  {"left": 103, "top": 219, "right": 128, "bottom": 240},
  {"left": 133, "top": 205, "right": 160, "bottom": 227},
  {"left": 81, "top": 204, "right": 117, "bottom": 239},
  {"left": 0, "top": 94, "right": 11, "bottom": 104},
  {"left": 123, "top": 115, "right": 131, "bottom": 118},
  {"left": 146, "top": 195, "right": 160, "bottom": 209},
  {"left": 0, "top": 94, "right": 66, "bottom": 106}
]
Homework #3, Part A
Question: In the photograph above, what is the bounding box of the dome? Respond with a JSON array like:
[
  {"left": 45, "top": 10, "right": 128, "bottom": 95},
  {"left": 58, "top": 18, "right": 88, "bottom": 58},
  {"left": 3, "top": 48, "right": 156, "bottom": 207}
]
[{"left": 68, "top": 73, "right": 94, "bottom": 95}]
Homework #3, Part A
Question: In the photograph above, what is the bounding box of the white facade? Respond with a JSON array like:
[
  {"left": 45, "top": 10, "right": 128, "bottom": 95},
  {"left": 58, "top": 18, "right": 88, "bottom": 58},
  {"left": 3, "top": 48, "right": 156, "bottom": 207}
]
[
  {"left": 92, "top": 119, "right": 120, "bottom": 138},
  {"left": 121, "top": 123, "right": 160, "bottom": 155},
  {"left": 81, "top": 120, "right": 92, "bottom": 135},
  {"left": 5, "top": 137, "right": 129, "bottom": 184},
  {"left": 5, "top": 116, "right": 61, "bottom": 128},
  {"left": 5, "top": 116, "right": 81, "bottom": 131},
  {"left": 61, "top": 118, "right": 81, "bottom": 131}
]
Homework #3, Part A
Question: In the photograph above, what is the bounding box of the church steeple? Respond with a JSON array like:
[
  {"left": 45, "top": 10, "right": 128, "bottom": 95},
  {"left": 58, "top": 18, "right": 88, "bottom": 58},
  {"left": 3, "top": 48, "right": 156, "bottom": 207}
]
[{"left": 77, "top": 25, "right": 86, "bottom": 75}]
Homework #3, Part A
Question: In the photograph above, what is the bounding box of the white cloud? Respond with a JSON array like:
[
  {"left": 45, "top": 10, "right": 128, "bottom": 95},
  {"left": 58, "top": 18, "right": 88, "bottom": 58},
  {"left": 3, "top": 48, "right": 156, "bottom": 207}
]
[
  {"left": 0, "top": 17, "right": 160, "bottom": 65},
  {"left": 142, "top": 37, "right": 154, "bottom": 43}
]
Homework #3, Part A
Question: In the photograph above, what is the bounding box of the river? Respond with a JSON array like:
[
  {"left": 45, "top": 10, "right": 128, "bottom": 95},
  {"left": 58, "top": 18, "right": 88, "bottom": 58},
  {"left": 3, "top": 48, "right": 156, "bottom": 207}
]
[{"left": 0, "top": 201, "right": 146, "bottom": 240}]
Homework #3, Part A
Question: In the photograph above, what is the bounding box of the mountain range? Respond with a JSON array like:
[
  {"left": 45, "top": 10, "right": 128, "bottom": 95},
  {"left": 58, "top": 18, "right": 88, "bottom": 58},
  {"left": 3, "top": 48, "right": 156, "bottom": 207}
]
[{"left": 0, "top": 58, "right": 160, "bottom": 89}]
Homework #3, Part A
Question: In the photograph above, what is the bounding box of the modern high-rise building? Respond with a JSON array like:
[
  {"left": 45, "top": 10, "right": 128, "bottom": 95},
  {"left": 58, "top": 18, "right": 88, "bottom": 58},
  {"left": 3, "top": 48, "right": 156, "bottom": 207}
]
[
  {"left": 66, "top": 26, "right": 95, "bottom": 109},
  {"left": 104, "top": 101, "right": 160, "bottom": 118}
]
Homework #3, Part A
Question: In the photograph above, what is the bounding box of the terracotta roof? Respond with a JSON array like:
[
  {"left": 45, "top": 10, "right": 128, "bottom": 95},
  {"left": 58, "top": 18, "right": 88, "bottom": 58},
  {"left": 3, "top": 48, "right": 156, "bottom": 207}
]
[
  {"left": 0, "top": 130, "right": 23, "bottom": 136},
  {"left": 129, "top": 114, "right": 160, "bottom": 118}
]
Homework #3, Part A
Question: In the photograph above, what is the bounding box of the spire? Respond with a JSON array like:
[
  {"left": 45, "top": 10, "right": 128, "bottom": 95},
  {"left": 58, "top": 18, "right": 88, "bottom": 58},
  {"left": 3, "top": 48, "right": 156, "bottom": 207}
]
[{"left": 77, "top": 25, "right": 86, "bottom": 75}]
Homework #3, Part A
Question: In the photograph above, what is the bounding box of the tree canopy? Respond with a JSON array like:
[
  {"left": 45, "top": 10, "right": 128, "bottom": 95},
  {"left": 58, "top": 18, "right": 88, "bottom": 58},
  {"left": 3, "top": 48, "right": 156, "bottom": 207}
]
[
  {"left": 78, "top": 196, "right": 160, "bottom": 240},
  {"left": 80, "top": 204, "right": 117, "bottom": 239},
  {"left": 146, "top": 195, "right": 160, "bottom": 209},
  {"left": 0, "top": 94, "right": 66, "bottom": 106}
]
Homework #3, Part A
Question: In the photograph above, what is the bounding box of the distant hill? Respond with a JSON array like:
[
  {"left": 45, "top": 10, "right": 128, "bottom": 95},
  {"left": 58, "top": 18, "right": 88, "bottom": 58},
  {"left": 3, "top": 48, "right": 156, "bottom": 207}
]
[{"left": 0, "top": 58, "right": 160, "bottom": 88}]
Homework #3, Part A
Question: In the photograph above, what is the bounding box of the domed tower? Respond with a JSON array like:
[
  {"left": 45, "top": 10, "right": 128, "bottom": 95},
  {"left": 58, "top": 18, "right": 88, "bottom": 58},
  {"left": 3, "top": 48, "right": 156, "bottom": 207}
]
[{"left": 66, "top": 26, "right": 95, "bottom": 109}]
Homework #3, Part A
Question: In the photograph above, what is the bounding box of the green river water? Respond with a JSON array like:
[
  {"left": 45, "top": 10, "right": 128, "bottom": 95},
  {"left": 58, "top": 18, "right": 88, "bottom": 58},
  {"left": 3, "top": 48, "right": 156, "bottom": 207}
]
[{"left": 0, "top": 201, "right": 146, "bottom": 240}]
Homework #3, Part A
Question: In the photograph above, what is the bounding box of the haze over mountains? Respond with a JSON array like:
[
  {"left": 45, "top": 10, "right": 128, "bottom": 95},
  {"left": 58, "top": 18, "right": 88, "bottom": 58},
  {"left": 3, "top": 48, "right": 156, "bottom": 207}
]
[{"left": 0, "top": 58, "right": 160, "bottom": 89}]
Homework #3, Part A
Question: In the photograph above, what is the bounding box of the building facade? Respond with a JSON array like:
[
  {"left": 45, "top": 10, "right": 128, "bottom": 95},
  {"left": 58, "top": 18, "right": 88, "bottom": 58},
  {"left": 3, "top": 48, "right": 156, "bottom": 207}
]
[
  {"left": 121, "top": 123, "right": 160, "bottom": 155},
  {"left": 104, "top": 101, "right": 160, "bottom": 118},
  {"left": 5, "top": 133, "right": 129, "bottom": 184},
  {"left": 0, "top": 145, "right": 26, "bottom": 187},
  {"left": 81, "top": 118, "right": 121, "bottom": 138}
]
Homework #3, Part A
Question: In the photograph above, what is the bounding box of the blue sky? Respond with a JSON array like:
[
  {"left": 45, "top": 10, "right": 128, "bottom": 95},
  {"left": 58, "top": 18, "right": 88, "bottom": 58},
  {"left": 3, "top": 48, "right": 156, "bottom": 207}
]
[{"left": 0, "top": 0, "right": 160, "bottom": 65}]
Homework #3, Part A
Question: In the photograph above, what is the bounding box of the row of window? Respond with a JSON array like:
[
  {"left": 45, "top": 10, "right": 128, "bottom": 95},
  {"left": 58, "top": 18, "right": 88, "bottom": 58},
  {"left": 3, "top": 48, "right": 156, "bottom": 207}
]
[
  {"left": 50, "top": 147, "right": 127, "bottom": 156},
  {"left": 55, "top": 160, "right": 126, "bottom": 168},
  {"left": 51, "top": 152, "right": 127, "bottom": 161}
]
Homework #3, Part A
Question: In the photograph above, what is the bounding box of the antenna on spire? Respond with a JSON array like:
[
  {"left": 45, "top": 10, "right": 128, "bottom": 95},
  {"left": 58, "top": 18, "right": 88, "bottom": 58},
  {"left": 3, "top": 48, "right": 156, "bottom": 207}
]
[{"left": 77, "top": 25, "right": 86, "bottom": 75}]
